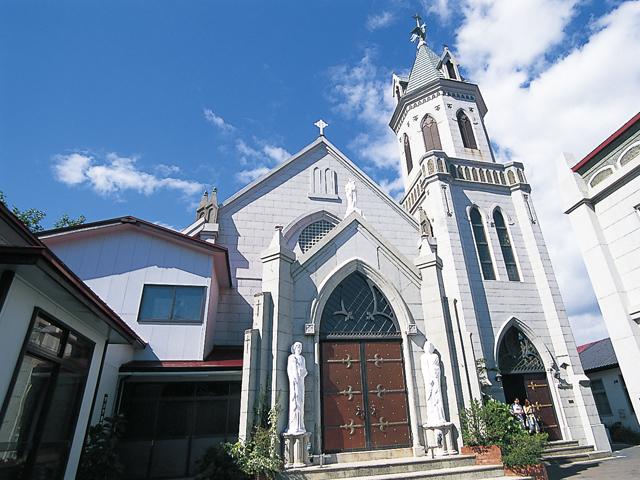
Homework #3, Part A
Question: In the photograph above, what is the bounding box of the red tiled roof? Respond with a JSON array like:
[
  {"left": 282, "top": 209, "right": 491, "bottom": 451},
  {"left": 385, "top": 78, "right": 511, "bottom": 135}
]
[
  {"left": 572, "top": 112, "right": 640, "bottom": 172},
  {"left": 120, "top": 358, "right": 242, "bottom": 373}
]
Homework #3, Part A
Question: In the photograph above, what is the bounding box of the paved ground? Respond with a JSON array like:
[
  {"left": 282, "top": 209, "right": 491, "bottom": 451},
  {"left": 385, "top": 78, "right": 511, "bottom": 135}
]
[{"left": 547, "top": 443, "right": 640, "bottom": 479}]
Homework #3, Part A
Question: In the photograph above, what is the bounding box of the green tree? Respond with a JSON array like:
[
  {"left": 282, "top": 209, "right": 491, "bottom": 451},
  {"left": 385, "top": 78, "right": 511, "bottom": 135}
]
[{"left": 0, "top": 190, "right": 85, "bottom": 232}]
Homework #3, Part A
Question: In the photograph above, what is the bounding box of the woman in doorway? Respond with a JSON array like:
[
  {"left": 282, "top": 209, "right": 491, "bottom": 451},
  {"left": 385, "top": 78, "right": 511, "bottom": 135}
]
[
  {"left": 509, "top": 397, "right": 526, "bottom": 429},
  {"left": 523, "top": 399, "right": 541, "bottom": 434}
]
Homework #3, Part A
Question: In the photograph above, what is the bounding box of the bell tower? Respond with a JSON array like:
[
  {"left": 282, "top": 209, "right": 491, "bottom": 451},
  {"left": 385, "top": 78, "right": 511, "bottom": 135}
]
[{"left": 390, "top": 14, "right": 495, "bottom": 194}]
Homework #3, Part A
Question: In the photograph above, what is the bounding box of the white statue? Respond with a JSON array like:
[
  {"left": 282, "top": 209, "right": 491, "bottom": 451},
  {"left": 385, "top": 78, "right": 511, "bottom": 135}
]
[
  {"left": 421, "top": 340, "right": 447, "bottom": 427},
  {"left": 286, "top": 342, "right": 308, "bottom": 435},
  {"left": 344, "top": 178, "right": 363, "bottom": 218}
]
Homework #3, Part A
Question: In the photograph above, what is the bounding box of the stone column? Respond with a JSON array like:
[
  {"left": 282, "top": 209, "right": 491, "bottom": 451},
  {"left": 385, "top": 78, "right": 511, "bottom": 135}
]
[
  {"left": 415, "top": 236, "right": 463, "bottom": 448},
  {"left": 260, "top": 226, "right": 296, "bottom": 434}
]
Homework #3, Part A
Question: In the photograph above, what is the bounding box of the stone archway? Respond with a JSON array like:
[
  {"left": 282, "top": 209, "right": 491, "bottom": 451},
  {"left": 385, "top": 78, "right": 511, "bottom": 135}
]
[
  {"left": 498, "top": 327, "right": 560, "bottom": 440},
  {"left": 319, "top": 272, "right": 411, "bottom": 453}
]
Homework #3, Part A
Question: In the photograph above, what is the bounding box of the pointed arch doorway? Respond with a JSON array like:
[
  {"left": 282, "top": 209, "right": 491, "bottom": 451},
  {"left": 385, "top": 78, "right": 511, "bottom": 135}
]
[
  {"left": 320, "top": 273, "right": 411, "bottom": 453},
  {"left": 498, "top": 327, "right": 560, "bottom": 440}
]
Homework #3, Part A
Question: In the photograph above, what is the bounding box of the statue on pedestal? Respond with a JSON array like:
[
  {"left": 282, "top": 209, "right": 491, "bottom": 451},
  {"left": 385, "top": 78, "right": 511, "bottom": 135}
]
[
  {"left": 421, "top": 340, "right": 446, "bottom": 427},
  {"left": 344, "top": 178, "right": 363, "bottom": 218},
  {"left": 285, "top": 342, "right": 308, "bottom": 435}
]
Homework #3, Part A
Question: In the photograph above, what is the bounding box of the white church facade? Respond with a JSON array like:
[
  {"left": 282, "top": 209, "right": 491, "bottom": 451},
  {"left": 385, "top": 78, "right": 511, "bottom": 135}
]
[{"left": 8, "top": 20, "right": 611, "bottom": 480}]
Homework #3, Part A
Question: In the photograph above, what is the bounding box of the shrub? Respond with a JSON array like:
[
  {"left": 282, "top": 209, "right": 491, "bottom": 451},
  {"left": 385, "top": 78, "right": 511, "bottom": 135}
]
[
  {"left": 194, "top": 445, "right": 249, "bottom": 480},
  {"left": 606, "top": 422, "right": 640, "bottom": 445},
  {"left": 460, "top": 398, "right": 548, "bottom": 466},
  {"left": 460, "top": 398, "right": 521, "bottom": 446},
  {"left": 501, "top": 431, "right": 548, "bottom": 467},
  {"left": 76, "top": 415, "right": 126, "bottom": 480},
  {"left": 221, "top": 383, "right": 284, "bottom": 480}
]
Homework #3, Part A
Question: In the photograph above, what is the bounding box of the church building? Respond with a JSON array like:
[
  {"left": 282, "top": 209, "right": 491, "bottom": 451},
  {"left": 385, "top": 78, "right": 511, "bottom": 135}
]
[{"left": 28, "top": 18, "right": 610, "bottom": 480}]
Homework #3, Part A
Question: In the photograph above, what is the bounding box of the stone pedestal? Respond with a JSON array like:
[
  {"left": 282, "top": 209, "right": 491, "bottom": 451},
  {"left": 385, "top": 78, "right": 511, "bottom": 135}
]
[
  {"left": 283, "top": 432, "right": 311, "bottom": 468},
  {"left": 423, "top": 423, "right": 457, "bottom": 457}
]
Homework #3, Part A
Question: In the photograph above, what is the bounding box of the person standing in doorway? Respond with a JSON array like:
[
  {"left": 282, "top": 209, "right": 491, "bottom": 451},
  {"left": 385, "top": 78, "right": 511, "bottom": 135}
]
[{"left": 510, "top": 397, "right": 526, "bottom": 429}]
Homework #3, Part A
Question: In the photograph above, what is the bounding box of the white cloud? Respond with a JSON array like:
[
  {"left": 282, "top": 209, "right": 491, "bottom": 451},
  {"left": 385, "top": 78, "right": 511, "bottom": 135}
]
[
  {"left": 52, "top": 152, "right": 204, "bottom": 198},
  {"left": 329, "top": 49, "right": 405, "bottom": 196},
  {"left": 263, "top": 145, "right": 290, "bottom": 163},
  {"left": 453, "top": 0, "right": 640, "bottom": 340},
  {"left": 236, "top": 139, "right": 262, "bottom": 158},
  {"left": 204, "top": 108, "right": 236, "bottom": 133},
  {"left": 52, "top": 153, "right": 92, "bottom": 185},
  {"left": 236, "top": 167, "right": 270, "bottom": 184},
  {"left": 422, "top": 0, "right": 453, "bottom": 22},
  {"left": 367, "top": 11, "right": 395, "bottom": 31}
]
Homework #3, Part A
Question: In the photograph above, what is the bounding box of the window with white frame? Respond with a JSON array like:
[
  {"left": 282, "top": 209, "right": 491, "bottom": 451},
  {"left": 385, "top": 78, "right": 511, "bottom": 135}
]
[
  {"left": 138, "top": 285, "right": 206, "bottom": 323},
  {"left": 590, "top": 378, "right": 613, "bottom": 416}
]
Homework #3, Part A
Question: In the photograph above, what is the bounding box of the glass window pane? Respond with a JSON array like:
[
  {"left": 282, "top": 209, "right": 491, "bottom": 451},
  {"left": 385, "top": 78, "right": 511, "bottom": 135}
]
[
  {"left": 194, "top": 400, "right": 228, "bottom": 436},
  {"left": 155, "top": 401, "right": 190, "bottom": 438},
  {"left": 29, "top": 316, "right": 64, "bottom": 356},
  {"left": 196, "top": 382, "right": 229, "bottom": 397},
  {"left": 122, "top": 401, "right": 158, "bottom": 440},
  {"left": 63, "top": 333, "right": 94, "bottom": 370},
  {"left": 172, "top": 287, "right": 205, "bottom": 321},
  {"left": 139, "top": 286, "right": 174, "bottom": 321},
  {"left": 149, "top": 438, "right": 188, "bottom": 479},
  {"left": 227, "top": 398, "right": 240, "bottom": 435},
  {"left": 0, "top": 356, "right": 54, "bottom": 472},
  {"left": 481, "top": 263, "right": 496, "bottom": 280}
]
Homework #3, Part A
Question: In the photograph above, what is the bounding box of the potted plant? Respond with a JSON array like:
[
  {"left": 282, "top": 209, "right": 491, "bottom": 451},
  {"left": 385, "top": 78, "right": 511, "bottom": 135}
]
[
  {"left": 459, "top": 398, "right": 549, "bottom": 479},
  {"left": 222, "top": 385, "right": 284, "bottom": 480}
]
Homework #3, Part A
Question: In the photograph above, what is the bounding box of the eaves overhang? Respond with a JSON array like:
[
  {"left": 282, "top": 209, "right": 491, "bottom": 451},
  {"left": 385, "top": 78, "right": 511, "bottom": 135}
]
[{"left": 0, "top": 245, "right": 145, "bottom": 347}]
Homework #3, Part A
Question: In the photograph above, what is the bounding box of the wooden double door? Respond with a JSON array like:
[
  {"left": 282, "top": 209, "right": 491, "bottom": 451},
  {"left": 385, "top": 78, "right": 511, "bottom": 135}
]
[
  {"left": 321, "top": 341, "right": 411, "bottom": 452},
  {"left": 525, "top": 373, "right": 560, "bottom": 440}
]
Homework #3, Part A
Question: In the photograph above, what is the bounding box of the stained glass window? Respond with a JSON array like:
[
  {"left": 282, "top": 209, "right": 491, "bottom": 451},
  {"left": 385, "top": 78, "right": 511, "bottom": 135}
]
[
  {"left": 498, "top": 327, "right": 544, "bottom": 373},
  {"left": 320, "top": 273, "right": 398, "bottom": 339}
]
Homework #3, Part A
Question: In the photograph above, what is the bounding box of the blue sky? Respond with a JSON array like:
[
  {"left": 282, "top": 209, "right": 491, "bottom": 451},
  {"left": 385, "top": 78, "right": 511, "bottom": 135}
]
[{"left": 2, "top": 0, "right": 640, "bottom": 345}]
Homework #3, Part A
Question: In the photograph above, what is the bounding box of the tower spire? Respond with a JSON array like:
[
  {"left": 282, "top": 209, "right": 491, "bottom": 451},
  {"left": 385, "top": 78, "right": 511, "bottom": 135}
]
[{"left": 410, "top": 12, "right": 427, "bottom": 47}]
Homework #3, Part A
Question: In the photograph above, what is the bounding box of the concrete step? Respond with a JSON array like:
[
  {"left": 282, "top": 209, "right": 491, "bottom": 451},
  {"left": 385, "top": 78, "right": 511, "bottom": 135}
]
[
  {"left": 544, "top": 439, "right": 580, "bottom": 450},
  {"left": 282, "top": 463, "right": 506, "bottom": 480},
  {"left": 320, "top": 447, "right": 415, "bottom": 465},
  {"left": 282, "top": 454, "right": 486, "bottom": 480},
  {"left": 541, "top": 444, "right": 594, "bottom": 457}
]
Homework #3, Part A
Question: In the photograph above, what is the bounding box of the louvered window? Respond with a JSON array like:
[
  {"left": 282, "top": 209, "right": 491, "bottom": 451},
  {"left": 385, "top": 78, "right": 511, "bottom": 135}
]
[
  {"left": 299, "top": 220, "right": 335, "bottom": 253},
  {"left": 404, "top": 134, "right": 413, "bottom": 173},
  {"left": 457, "top": 111, "right": 477, "bottom": 149},
  {"left": 422, "top": 115, "right": 442, "bottom": 153}
]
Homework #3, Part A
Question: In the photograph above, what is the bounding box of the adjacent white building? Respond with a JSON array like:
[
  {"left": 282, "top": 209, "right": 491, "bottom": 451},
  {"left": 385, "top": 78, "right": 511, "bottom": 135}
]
[
  {"left": 558, "top": 111, "right": 640, "bottom": 425},
  {"left": 0, "top": 203, "right": 143, "bottom": 480}
]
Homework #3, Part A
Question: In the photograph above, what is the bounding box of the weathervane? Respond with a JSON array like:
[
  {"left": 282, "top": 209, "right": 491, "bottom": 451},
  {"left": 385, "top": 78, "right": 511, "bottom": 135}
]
[
  {"left": 314, "top": 119, "right": 328, "bottom": 137},
  {"left": 410, "top": 12, "right": 427, "bottom": 46}
]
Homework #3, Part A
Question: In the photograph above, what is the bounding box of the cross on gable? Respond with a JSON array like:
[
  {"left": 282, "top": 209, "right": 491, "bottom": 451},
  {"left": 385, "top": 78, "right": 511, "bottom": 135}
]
[{"left": 315, "top": 119, "right": 328, "bottom": 136}]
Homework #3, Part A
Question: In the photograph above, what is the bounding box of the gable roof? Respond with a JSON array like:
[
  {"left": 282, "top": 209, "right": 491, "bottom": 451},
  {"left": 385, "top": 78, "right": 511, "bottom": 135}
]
[
  {"left": 0, "top": 203, "right": 144, "bottom": 346},
  {"left": 578, "top": 337, "right": 618, "bottom": 372},
  {"left": 218, "top": 136, "right": 418, "bottom": 228},
  {"left": 39, "top": 216, "right": 232, "bottom": 288},
  {"left": 292, "top": 210, "right": 421, "bottom": 284}
]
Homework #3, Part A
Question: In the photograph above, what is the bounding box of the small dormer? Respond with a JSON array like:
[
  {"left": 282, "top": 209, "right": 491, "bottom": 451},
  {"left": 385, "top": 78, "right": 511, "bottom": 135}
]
[
  {"left": 392, "top": 73, "right": 409, "bottom": 105},
  {"left": 439, "top": 46, "right": 462, "bottom": 81}
]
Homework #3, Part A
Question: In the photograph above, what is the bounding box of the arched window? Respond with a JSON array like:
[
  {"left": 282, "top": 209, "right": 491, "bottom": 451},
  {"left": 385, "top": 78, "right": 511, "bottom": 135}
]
[
  {"left": 498, "top": 327, "right": 544, "bottom": 373},
  {"left": 320, "top": 272, "right": 397, "bottom": 338},
  {"left": 470, "top": 208, "right": 495, "bottom": 280},
  {"left": 457, "top": 111, "right": 477, "bottom": 149},
  {"left": 494, "top": 210, "right": 519, "bottom": 281},
  {"left": 404, "top": 134, "right": 413, "bottom": 173},
  {"left": 421, "top": 115, "right": 442, "bottom": 153},
  {"left": 299, "top": 220, "right": 335, "bottom": 253}
]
